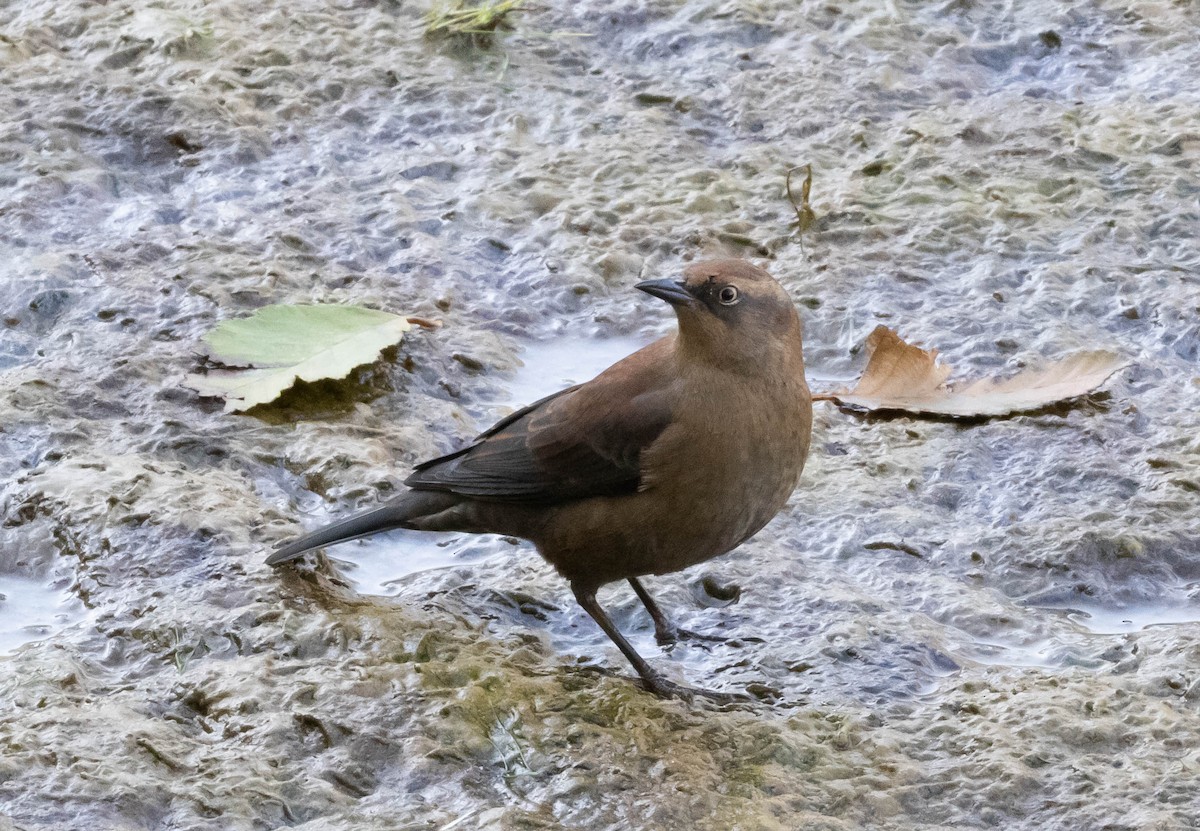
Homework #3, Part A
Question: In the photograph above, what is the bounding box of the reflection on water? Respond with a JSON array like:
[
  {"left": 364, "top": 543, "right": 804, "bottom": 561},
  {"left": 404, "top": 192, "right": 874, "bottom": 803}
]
[
  {"left": 336, "top": 530, "right": 495, "bottom": 596},
  {"left": 0, "top": 576, "right": 86, "bottom": 656},
  {"left": 959, "top": 595, "right": 1200, "bottom": 670},
  {"left": 1061, "top": 600, "right": 1200, "bottom": 635},
  {"left": 498, "top": 335, "right": 648, "bottom": 408}
]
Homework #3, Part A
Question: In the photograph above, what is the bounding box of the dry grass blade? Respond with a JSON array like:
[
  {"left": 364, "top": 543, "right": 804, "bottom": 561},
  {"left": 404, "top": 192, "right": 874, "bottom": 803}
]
[
  {"left": 785, "top": 164, "right": 816, "bottom": 253},
  {"left": 786, "top": 164, "right": 815, "bottom": 231},
  {"left": 815, "top": 325, "right": 1129, "bottom": 418}
]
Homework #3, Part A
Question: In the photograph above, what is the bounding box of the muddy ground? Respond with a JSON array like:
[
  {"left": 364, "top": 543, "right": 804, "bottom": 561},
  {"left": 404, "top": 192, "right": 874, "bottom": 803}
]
[{"left": 2, "top": 1, "right": 1199, "bottom": 829}]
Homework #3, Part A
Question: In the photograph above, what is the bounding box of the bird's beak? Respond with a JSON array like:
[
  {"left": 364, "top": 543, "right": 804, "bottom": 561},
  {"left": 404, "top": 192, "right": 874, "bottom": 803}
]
[{"left": 636, "top": 279, "right": 694, "bottom": 307}]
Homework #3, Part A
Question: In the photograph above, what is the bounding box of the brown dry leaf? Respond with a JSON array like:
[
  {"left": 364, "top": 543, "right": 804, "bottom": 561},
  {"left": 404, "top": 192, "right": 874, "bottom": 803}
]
[{"left": 815, "top": 326, "right": 1129, "bottom": 418}]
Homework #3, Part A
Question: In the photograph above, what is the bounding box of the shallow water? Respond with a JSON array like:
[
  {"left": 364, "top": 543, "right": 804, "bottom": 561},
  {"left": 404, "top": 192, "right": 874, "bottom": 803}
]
[
  {"left": 3, "top": 0, "right": 1200, "bottom": 829},
  {"left": 0, "top": 577, "right": 88, "bottom": 657},
  {"left": 502, "top": 335, "right": 649, "bottom": 408},
  {"left": 1060, "top": 599, "right": 1200, "bottom": 635}
]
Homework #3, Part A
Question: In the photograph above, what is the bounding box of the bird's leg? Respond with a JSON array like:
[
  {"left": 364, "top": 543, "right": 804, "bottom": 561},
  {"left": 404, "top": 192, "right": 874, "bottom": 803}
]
[
  {"left": 627, "top": 577, "right": 726, "bottom": 647},
  {"left": 627, "top": 577, "right": 678, "bottom": 643},
  {"left": 572, "top": 583, "right": 704, "bottom": 700}
]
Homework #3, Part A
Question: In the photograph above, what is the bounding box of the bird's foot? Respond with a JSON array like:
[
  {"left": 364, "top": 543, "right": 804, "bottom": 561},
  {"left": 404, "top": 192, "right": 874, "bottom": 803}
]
[
  {"left": 654, "top": 624, "right": 730, "bottom": 649},
  {"left": 637, "top": 672, "right": 751, "bottom": 704}
]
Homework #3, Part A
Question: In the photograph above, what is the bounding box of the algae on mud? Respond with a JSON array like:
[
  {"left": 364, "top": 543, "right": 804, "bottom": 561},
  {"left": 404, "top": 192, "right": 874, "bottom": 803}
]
[{"left": 2, "top": 0, "right": 1200, "bottom": 829}]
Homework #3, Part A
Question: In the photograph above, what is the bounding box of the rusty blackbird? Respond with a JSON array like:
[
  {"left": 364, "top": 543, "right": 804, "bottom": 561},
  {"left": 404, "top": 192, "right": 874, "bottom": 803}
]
[{"left": 269, "top": 259, "right": 813, "bottom": 698}]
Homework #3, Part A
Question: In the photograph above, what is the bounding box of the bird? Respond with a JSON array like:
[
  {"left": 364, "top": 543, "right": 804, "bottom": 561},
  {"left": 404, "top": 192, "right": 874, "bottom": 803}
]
[{"left": 268, "top": 259, "right": 813, "bottom": 699}]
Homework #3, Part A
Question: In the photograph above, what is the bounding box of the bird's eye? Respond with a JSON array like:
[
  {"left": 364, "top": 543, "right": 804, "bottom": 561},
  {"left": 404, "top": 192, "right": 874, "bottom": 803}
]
[{"left": 717, "top": 285, "right": 740, "bottom": 305}]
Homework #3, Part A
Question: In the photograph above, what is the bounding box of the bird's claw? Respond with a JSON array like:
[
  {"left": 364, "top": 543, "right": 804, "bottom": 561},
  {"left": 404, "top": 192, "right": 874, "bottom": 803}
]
[
  {"left": 654, "top": 625, "right": 730, "bottom": 648},
  {"left": 638, "top": 673, "right": 752, "bottom": 704}
]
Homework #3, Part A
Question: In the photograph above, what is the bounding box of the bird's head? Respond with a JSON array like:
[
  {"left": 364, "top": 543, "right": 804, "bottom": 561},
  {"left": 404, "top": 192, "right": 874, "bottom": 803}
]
[{"left": 636, "top": 259, "right": 804, "bottom": 373}]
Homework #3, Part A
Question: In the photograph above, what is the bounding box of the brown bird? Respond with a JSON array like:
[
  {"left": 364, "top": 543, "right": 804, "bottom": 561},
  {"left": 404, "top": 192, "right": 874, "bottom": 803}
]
[{"left": 268, "top": 259, "right": 813, "bottom": 698}]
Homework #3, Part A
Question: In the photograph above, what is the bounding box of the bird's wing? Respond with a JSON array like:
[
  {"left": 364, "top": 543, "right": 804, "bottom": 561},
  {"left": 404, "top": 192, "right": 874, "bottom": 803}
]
[{"left": 406, "top": 365, "right": 674, "bottom": 504}]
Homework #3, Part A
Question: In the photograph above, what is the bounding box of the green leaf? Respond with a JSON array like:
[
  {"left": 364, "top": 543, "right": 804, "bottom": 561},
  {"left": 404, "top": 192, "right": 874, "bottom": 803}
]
[{"left": 185, "top": 305, "right": 413, "bottom": 413}]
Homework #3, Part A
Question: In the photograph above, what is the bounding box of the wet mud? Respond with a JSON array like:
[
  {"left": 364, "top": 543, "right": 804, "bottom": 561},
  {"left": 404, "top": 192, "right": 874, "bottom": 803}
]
[{"left": 2, "top": 1, "right": 1199, "bottom": 829}]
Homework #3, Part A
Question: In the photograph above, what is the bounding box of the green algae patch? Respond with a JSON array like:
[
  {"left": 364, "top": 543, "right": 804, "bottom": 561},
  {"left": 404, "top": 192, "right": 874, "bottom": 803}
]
[
  {"left": 395, "top": 619, "right": 912, "bottom": 831},
  {"left": 424, "top": 0, "right": 525, "bottom": 44}
]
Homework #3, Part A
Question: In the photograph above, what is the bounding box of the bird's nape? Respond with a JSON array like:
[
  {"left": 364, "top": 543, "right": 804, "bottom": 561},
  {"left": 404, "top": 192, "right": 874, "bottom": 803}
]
[{"left": 269, "top": 259, "right": 813, "bottom": 699}]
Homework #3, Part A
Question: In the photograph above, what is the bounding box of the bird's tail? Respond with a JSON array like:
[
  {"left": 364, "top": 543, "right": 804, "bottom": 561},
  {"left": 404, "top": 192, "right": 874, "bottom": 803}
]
[{"left": 266, "top": 490, "right": 460, "bottom": 566}]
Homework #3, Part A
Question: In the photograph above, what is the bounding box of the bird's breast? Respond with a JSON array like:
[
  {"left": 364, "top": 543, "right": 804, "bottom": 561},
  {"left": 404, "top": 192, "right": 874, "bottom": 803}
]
[
  {"left": 652, "top": 382, "right": 810, "bottom": 540},
  {"left": 533, "top": 369, "right": 812, "bottom": 586}
]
